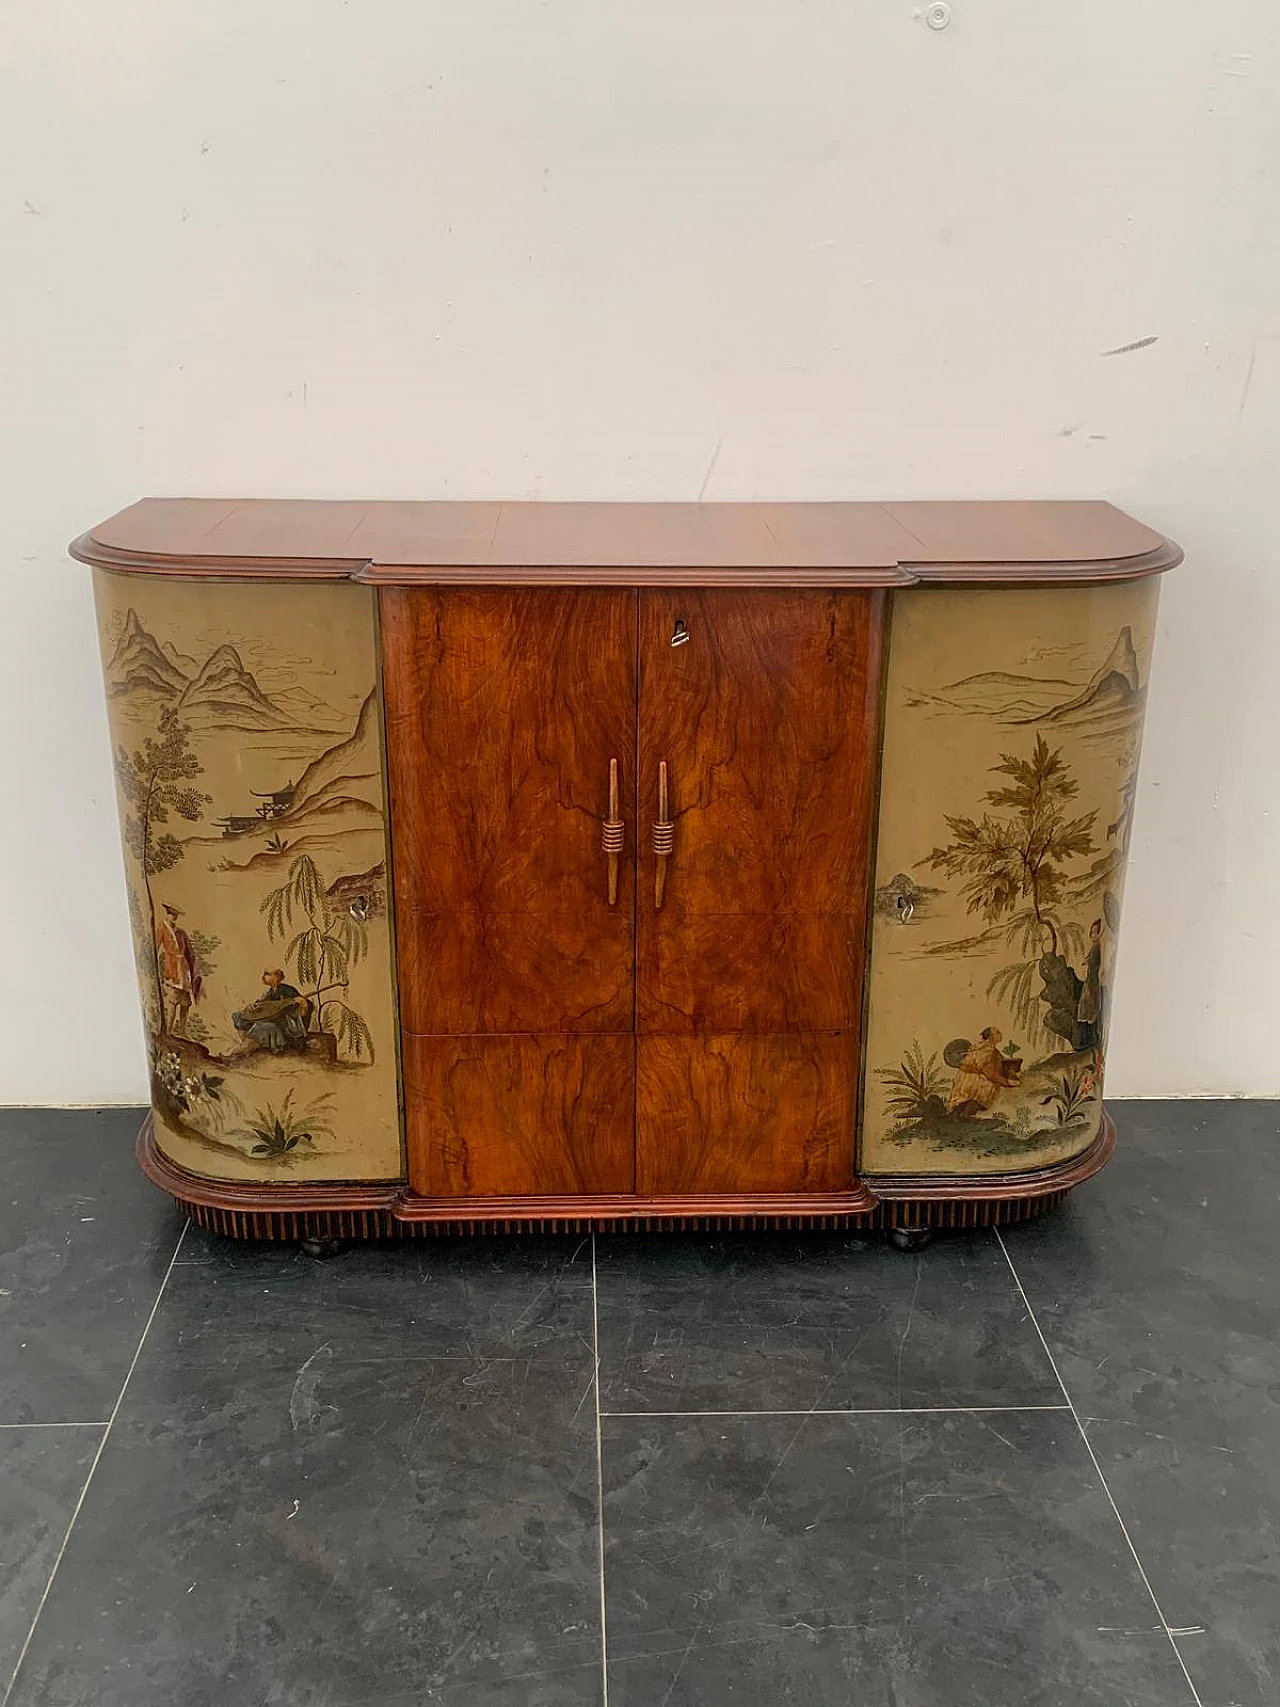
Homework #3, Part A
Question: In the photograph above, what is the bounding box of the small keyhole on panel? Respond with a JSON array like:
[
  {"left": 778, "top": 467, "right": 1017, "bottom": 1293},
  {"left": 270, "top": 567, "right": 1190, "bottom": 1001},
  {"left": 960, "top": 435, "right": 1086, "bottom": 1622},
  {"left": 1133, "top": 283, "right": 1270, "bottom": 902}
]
[{"left": 671, "top": 618, "right": 690, "bottom": 647}]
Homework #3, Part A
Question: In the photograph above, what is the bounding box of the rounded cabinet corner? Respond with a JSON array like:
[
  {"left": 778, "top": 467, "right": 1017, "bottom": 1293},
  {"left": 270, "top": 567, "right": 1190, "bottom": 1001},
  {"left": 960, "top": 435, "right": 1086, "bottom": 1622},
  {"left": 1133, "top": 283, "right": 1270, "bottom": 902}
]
[
  {"left": 91, "top": 567, "right": 404, "bottom": 1187},
  {"left": 861, "top": 576, "right": 1161, "bottom": 1181}
]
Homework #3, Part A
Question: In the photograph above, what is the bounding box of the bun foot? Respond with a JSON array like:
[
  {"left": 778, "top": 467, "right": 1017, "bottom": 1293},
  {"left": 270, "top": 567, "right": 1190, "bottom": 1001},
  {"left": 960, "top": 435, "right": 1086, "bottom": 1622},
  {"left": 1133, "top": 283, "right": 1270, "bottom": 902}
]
[
  {"left": 887, "top": 1225, "right": 933, "bottom": 1254},
  {"left": 299, "top": 1236, "right": 346, "bottom": 1261}
]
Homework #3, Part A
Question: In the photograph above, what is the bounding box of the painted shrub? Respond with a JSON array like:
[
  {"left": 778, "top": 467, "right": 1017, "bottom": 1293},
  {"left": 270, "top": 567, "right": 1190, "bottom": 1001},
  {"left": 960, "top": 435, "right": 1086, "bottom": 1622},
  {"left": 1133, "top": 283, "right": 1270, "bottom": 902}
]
[
  {"left": 862, "top": 579, "right": 1159, "bottom": 1176},
  {"left": 93, "top": 570, "right": 403, "bottom": 1183}
]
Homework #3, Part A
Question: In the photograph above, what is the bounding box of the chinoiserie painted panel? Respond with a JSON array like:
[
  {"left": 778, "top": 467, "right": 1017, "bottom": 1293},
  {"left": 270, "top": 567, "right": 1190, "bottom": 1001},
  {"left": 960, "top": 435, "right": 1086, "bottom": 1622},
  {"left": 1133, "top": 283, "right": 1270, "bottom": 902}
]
[
  {"left": 92, "top": 570, "right": 403, "bottom": 1183},
  {"left": 862, "top": 580, "right": 1160, "bottom": 1177}
]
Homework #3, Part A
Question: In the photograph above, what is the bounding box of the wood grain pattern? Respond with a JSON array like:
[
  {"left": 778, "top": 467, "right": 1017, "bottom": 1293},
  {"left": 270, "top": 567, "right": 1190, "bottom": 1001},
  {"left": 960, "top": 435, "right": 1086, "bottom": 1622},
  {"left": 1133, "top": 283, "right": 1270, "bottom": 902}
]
[
  {"left": 83, "top": 500, "right": 916, "bottom": 571},
  {"left": 381, "top": 587, "right": 636, "bottom": 1033},
  {"left": 71, "top": 500, "right": 1182, "bottom": 585},
  {"left": 404, "top": 1034, "right": 635, "bottom": 1197},
  {"left": 640, "top": 905, "right": 869, "bottom": 1034},
  {"left": 636, "top": 1034, "right": 856, "bottom": 1195},
  {"left": 885, "top": 500, "right": 1167, "bottom": 567},
  {"left": 637, "top": 590, "right": 883, "bottom": 1032},
  {"left": 634, "top": 594, "right": 881, "bottom": 1196}
]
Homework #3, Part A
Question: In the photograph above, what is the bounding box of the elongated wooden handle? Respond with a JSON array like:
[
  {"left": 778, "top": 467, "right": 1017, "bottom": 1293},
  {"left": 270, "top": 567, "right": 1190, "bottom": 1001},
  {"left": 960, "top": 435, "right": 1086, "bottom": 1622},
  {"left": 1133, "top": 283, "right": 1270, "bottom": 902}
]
[
  {"left": 601, "top": 757, "right": 624, "bottom": 905},
  {"left": 652, "top": 760, "right": 674, "bottom": 909}
]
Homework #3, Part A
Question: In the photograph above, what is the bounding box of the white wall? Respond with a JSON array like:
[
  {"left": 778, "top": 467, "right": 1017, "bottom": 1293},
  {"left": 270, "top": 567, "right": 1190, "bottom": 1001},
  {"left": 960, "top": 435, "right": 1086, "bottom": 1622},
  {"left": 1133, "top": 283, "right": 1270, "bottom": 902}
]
[{"left": 2, "top": 1, "right": 1276, "bottom": 1102}]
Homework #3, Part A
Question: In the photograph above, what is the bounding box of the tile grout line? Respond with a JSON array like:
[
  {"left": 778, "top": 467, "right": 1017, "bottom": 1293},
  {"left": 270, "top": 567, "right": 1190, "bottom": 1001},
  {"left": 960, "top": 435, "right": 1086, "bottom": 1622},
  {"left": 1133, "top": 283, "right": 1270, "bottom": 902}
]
[
  {"left": 0, "top": 1422, "right": 107, "bottom": 1431},
  {"left": 599, "top": 1404, "right": 1074, "bottom": 1419},
  {"left": 1, "top": 1219, "right": 189, "bottom": 1707},
  {"left": 994, "top": 1227, "right": 1205, "bottom": 1707},
  {"left": 590, "top": 1234, "right": 609, "bottom": 1707}
]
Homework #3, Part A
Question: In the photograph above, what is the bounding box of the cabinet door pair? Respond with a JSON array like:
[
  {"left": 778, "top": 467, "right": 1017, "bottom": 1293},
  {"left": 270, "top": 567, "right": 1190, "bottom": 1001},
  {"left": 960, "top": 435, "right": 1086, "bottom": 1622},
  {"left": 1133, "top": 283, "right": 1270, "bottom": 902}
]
[{"left": 382, "top": 587, "right": 884, "bottom": 1200}]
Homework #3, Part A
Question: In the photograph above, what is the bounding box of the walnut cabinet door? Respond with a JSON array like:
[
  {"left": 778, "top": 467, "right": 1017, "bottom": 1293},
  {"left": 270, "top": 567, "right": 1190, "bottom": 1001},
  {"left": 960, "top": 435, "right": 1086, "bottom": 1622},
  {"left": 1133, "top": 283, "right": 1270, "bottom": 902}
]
[
  {"left": 383, "top": 586, "right": 883, "bottom": 1201},
  {"left": 381, "top": 587, "right": 637, "bottom": 1196},
  {"left": 634, "top": 591, "right": 884, "bottom": 1194}
]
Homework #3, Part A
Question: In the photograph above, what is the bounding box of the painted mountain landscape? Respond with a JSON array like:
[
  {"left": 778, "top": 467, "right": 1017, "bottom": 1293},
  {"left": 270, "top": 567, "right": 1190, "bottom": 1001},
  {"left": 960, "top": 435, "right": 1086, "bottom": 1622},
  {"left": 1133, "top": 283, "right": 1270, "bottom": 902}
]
[
  {"left": 211, "top": 689, "right": 386, "bottom": 875},
  {"left": 906, "top": 626, "right": 1145, "bottom": 748},
  {"left": 104, "top": 607, "right": 383, "bottom": 873},
  {"left": 107, "top": 608, "right": 350, "bottom": 734},
  {"left": 95, "top": 581, "right": 402, "bottom": 1184}
]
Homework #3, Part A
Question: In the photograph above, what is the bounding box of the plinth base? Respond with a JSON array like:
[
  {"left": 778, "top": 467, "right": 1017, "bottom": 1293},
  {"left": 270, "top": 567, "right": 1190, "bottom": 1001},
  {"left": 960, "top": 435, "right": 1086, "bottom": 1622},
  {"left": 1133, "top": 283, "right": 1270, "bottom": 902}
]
[{"left": 138, "top": 1113, "right": 1115, "bottom": 1242}]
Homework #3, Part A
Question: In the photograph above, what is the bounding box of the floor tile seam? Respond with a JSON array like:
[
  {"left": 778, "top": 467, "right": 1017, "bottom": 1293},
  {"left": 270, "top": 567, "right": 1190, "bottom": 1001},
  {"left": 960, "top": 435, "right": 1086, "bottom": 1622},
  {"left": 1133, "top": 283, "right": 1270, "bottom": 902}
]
[
  {"left": 0, "top": 1219, "right": 189, "bottom": 1707},
  {"left": 158, "top": 1277, "right": 598, "bottom": 1294},
  {"left": 590, "top": 1233, "right": 610, "bottom": 1707},
  {"left": 598, "top": 1404, "right": 1074, "bottom": 1419},
  {"left": 170, "top": 1260, "right": 597, "bottom": 1277},
  {"left": 604, "top": 1618, "right": 1187, "bottom": 1664},
  {"left": 135, "top": 1349, "right": 596, "bottom": 1363},
  {"left": 0, "top": 1421, "right": 108, "bottom": 1431},
  {"left": 993, "top": 1227, "right": 1207, "bottom": 1707}
]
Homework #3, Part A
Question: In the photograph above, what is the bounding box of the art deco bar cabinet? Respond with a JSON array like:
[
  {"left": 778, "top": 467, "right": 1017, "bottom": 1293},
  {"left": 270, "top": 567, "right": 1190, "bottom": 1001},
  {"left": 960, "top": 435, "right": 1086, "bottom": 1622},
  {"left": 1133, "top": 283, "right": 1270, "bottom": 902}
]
[{"left": 77, "top": 499, "right": 1178, "bottom": 1245}]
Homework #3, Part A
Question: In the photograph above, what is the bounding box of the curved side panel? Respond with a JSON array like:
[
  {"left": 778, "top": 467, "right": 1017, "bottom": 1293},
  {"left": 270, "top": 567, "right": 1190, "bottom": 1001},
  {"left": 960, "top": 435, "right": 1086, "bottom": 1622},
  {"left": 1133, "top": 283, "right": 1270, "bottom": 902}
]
[
  {"left": 862, "top": 580, "right": 1160, "bottom": 1176},
  {"left": 92, "top": 570, "right": 404, "bottom": 1183}
]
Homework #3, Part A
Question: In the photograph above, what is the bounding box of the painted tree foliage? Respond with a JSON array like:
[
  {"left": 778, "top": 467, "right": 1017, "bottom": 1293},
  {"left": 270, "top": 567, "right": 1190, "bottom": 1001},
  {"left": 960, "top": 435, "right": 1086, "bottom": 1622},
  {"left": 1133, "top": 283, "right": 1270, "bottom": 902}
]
[
  {"left": 927, "top": 735, "right": 1097, "bottom": 953},
  {"left": 927, "top": 735, "right": 1098, "bottom": 1044},
  {"left": 261, "top": 854, "right": 374, "bottom": 1061},
  {"left": 113, "top": 709, "right": 210, "bottom": 1033}
]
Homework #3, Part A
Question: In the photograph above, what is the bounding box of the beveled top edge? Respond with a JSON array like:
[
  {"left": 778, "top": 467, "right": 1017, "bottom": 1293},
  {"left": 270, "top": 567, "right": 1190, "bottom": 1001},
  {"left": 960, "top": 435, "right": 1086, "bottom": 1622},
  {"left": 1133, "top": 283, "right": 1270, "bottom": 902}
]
[
  {"left": 69, "top": 532, "right": 365, "bottom": 580},
  {"left": 71, "top": 498, "right": 1181, "bottom": 585},
  {"left": 353, "top": 562, "right": 917, "bottom": 588},
  {"left": 906, "top": 540, "right": 1183, "bottom": 583}
]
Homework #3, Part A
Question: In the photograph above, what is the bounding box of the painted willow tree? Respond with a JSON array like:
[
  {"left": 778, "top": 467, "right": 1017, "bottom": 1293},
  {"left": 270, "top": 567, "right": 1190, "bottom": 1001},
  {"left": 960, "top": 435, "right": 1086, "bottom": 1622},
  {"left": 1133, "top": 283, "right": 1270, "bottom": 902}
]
[
  {"left": 113, "top": 709, "right": 210, "bottom": 1037},
  {"left": 261, "top": 853, "right": 374, "bottom": 1061},
  {"left": 927, "top": 735, "right": 1098, "bottom": 1047}
]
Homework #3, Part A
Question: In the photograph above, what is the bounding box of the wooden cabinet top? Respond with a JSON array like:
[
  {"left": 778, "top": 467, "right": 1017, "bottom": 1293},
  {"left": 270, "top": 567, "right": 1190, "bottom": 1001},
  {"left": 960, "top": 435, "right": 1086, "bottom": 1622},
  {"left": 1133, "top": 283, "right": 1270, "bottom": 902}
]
[{"left": 72, "top": 498, "right": 1180, "bottom": 587}]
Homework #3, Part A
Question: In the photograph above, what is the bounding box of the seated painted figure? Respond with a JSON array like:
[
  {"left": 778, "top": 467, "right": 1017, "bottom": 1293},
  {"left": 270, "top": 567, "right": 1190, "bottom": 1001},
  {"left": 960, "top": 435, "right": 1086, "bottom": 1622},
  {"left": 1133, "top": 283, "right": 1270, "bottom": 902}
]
[
  {"left": 232, "top": 968, "right": 313, "bottom": 1054},
  {"left": 945, "top": 1026, "right": 1023, "bottom": 1118}
]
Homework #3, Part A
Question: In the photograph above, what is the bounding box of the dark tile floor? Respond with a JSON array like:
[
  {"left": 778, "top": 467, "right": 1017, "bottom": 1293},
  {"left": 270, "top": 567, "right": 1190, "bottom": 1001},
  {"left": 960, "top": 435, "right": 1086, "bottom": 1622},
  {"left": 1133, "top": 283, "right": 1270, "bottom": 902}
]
[{"left": 0, "top": 1103, "right": 1274, "bottom": 1706}]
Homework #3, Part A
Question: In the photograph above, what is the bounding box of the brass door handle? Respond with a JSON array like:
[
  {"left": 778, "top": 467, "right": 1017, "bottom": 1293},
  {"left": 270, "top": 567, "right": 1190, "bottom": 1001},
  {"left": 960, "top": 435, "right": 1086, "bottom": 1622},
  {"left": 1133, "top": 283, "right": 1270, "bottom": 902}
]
[
  {"left": 652, "top": 760, "right": 674, "bottom": 908},
  {"left": 601, "top": 757, "right": 624, "bottom": 905}
]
